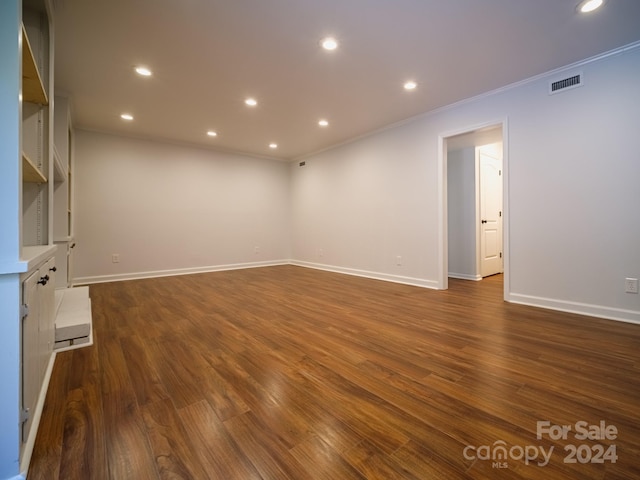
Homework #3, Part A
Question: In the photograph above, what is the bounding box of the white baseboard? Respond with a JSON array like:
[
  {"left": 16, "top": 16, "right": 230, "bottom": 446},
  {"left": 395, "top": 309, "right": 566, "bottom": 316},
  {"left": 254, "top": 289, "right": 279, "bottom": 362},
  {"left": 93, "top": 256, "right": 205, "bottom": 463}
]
[
  {"left": 291, "top": 260, "right": 440, "bottom": 290},
  {"left": 73, "top": 260, "right": 290, "bottom": 285},
  {"left": 448, "top": 272, "right": 482, "bottom": 281},
  {"left": 508, "top": 293, "right": 640, "bottom": 325},
  {"left": 73, "top": 261, "right": 639, "bottom": 325}
]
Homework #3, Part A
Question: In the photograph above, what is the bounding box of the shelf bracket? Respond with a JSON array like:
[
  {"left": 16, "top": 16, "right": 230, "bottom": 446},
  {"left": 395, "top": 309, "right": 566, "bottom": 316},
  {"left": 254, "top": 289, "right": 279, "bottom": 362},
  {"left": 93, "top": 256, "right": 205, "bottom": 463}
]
[{"left": 20, "top": 408, "right": 30, "bottom": 425}]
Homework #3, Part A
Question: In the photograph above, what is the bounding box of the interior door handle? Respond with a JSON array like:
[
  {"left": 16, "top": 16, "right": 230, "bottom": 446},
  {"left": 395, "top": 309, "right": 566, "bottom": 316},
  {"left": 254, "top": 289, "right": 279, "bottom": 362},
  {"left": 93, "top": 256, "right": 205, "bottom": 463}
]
[{"left": 481, "top": 220, "right": 488, "bottom": 224}]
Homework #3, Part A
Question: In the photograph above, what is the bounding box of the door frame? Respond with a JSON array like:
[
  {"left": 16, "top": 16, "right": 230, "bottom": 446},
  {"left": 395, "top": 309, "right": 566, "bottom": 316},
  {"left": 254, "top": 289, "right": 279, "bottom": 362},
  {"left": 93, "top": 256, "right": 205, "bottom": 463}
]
[{"left": 437, "top": 118, "right": 510, "bottom": 301}]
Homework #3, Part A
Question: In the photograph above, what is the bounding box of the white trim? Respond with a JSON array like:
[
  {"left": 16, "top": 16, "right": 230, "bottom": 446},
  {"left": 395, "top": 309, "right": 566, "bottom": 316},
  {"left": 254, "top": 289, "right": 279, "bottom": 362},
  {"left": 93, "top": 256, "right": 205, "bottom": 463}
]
[
  {"left": 437, "top": 134, "right": 447, "bottom": 290},
  {"left": 501, "top": 121, "right": 511, "bottom": 302},
  {"left": 474, "top": 148, "right": 481, "bottom": 279},
  {"left": 294, "top": 41, "right": 640, "bottom": 163},
  {"left": 74, "top": 262, "right": 640, "bottom": 327},
  {"left": 73, "top": 260, "right": 290, "bottom": 285},
  {"left": 448, "top": 273, "right": 482, "bottom": 281},
  {"left": 291, "top": 260, "right": 440, "bottom": 290},
  {"left": 509, "top": 293, "right": 640, "bottom": 325}
]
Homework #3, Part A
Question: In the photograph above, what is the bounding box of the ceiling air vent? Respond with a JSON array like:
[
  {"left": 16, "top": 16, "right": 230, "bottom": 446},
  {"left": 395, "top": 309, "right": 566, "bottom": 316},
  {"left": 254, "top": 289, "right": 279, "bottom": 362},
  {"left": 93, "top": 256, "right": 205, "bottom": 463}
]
[{"left": 549, "top": 73, "right": 583, "bottom": 95}]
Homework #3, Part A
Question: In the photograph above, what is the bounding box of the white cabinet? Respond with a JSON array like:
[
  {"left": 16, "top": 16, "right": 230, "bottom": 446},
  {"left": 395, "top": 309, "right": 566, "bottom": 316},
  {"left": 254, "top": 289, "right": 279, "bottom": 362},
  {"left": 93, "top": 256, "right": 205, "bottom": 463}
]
[
  {"left": 20, "top": 271, "right": 41, "bottom": 444},
  {"left": 20, "top": 257, "right": 56, "bottom": 453}
]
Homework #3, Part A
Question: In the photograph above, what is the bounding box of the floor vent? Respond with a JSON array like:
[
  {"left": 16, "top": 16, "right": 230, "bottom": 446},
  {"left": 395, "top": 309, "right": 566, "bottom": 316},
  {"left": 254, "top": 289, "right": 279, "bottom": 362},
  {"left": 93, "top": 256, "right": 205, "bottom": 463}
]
[{"left": 549, "top": 73, "right": 583, "bottom": 95}]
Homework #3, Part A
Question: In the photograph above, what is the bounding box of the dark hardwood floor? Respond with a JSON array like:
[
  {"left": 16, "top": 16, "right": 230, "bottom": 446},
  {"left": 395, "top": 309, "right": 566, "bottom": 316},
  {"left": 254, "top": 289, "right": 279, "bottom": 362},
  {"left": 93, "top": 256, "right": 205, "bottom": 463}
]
[{"left": 29, "top": 266, "right": 640, "bottom": 479}]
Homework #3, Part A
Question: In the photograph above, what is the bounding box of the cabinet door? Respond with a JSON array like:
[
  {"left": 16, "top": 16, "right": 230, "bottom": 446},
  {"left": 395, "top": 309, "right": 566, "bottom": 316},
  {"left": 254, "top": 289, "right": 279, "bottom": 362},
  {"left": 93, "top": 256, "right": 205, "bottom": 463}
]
[
  {"left": 21, "top": 270, "right": 40, "bottom": 442},
  {"left": 39, "top": 258, "right": 55, "bottom": 380}
]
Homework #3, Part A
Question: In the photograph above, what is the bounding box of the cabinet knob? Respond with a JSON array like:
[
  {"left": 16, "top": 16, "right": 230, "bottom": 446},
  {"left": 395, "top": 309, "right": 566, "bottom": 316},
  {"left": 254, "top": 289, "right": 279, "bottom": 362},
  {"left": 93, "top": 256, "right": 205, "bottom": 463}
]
[
  {"left": 49, "top": 266, "right": 57, "bottom": 272},
  {"left": 37, "top": 277, "right": 48, "bottom": 286}
]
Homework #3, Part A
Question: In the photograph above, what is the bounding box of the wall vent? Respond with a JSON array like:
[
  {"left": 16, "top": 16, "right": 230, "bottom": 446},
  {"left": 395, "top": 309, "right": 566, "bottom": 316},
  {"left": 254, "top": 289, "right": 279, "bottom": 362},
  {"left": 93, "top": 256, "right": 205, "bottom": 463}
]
[{"left": 549, "top": 73, "right": 583, "bottom": 95}]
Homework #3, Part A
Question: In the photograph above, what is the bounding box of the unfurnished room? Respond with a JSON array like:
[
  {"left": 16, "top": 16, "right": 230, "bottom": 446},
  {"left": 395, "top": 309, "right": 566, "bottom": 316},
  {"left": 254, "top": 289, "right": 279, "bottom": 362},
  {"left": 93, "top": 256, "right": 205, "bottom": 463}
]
[{"left": 1, "top": 0, "right": 640, "bottom": 479}]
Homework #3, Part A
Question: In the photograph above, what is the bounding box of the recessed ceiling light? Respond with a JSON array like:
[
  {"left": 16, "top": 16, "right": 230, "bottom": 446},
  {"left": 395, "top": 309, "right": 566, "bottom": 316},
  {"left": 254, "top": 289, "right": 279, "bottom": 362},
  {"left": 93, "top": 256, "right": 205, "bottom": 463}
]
[
  {"left": 577, "top": 0, "right": 604, "bottom": 13},
  {"left": 318, "top": 119, "right": 329, "bottom": 127},
  {"left": 321, "top": 37, "right": 338, "bottom": 51},
  {"left": 120, "top": 113, "right": 134, "bottom": 121},
  {"left": 269, "top": 143, "right": 278, "bottom": 149},
  {"left": 404, "top": 81, "right": 417, "bottom": 91},
  {"left": 207, "top": 130, "right": 218, "bottom": 137},
  {"left": 245, "top": 98, "right": 257, "bottom": 107},
  {"left": 135, "top": 66, "right": 152, "bottom": 77}
]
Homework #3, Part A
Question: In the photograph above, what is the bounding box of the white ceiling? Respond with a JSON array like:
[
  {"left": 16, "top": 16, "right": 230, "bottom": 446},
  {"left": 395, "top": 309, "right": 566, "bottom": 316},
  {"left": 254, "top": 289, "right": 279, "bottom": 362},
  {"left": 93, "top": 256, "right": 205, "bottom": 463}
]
[{"left": 53, "top": 0, "right": 640, "bottom": 161}]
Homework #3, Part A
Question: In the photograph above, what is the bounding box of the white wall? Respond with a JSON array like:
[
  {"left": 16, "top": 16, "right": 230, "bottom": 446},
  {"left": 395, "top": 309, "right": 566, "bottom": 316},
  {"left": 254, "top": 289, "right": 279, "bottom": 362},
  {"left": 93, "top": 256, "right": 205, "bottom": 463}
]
[
  {"left": 291, "top": 45, "right": 640, "bottom": 323},
  {"left": 71, "top": 45, "right": 640, "bottom": 323},
  {"left": 290, "top": 120, "right": 440, "bottom": 287},
  {"left": 447, "top": 147, "right": 477, "bottom": 279},
  {"left": 73, "top": 131, "right": 291, "bottom": 283}
]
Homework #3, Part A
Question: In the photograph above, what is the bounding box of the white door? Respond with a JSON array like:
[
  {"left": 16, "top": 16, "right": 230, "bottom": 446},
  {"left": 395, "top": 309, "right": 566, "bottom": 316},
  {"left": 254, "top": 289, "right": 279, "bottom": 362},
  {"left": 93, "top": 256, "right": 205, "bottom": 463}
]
[{"left": 479, "top": 149, "right": 503, "bottom": 277}]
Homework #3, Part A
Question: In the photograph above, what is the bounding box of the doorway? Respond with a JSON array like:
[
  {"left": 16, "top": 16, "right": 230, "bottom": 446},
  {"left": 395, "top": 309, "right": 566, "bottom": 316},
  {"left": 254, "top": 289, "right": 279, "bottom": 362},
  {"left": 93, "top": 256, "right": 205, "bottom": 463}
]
[{"left": 438, "top": 121, "right": 507, "bottom": 298}]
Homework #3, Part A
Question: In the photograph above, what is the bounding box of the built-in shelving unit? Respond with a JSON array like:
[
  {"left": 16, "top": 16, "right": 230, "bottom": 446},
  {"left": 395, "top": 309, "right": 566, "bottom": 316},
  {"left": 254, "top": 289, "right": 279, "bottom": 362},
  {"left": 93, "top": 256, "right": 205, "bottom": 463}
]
[
  {"left": 19, "top": 1, "right": 57, "bottom": 476},
  {"left": 2, "top": 2, "right": 80, "bottom": 477}
]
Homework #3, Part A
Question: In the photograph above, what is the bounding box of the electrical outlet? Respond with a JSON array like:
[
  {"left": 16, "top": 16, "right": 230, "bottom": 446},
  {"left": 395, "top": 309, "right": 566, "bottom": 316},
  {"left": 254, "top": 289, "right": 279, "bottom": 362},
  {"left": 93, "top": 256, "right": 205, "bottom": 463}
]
[
  {"left": 254, "top": 246, "right": 260, "bottom": 254},
  {"left": 625, "top": 278, "right": 639, "bottom": 294},
  {"left": 112, "top": 254, "right": 120, "bottom": 263},
  {"left": 318, "top": 249, "right": 324, "bottom": 257},
  {"left": 396, "top": 255, "right": 402, "bottom": 266}
]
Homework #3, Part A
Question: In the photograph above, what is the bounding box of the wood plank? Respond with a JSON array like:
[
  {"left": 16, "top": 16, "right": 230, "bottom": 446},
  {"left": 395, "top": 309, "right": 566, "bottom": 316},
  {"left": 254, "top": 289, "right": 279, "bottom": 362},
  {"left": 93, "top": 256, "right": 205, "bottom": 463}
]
[
  {"left": 99, "top": 334, "right": 159, "bottom": 479},
  {"left": 223, "top": 411, "right": 312, "bottom": 479},
  {"left": 289, "top": 435, "right": 367, "bottom": 480},
  {"left": 29, "top": 266, "right": 640, "bottom": 479},
  {"left": 21, "top": 25, "right": 48, "bottom": 105},
  {"left": 141, "top": 398, "right": 209, "bottom": 479},
  {"left": 119, "top": 335, "right": 169, "bottom": 407},
  {"left": 28, "top": 352, "right": 72, "bottom": 480},
  {"left": 58, "top": 387, "right": 108, "bottom": 480},
  {"left": 22, "top": 152, "right": 47, "bottom": 183},
  {"left": 178, "top": 400, "right": 262, "bottom": 480}
]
